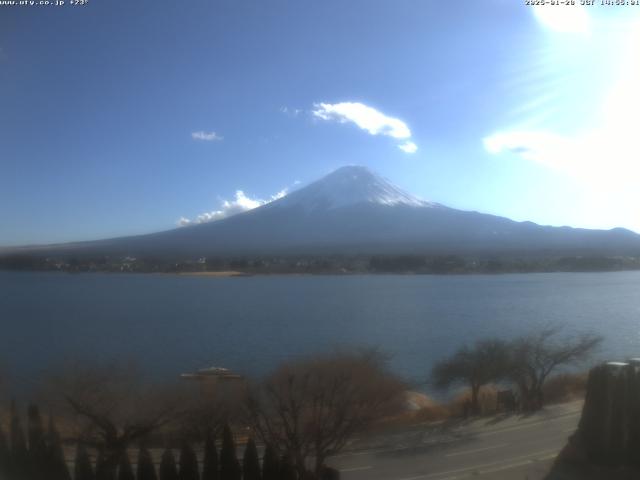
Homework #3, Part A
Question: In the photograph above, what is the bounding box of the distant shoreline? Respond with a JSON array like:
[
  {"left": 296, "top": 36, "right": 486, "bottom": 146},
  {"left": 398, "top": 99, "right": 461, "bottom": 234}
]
[
  {"left": 3, "top": 268, "right": 640, "bottom": 277},
  {"left": 176, "top": 271, "right": 252, "bottom": 277},
  {"left": 3, "top": 252, "right": 640, "bottom": 276}
]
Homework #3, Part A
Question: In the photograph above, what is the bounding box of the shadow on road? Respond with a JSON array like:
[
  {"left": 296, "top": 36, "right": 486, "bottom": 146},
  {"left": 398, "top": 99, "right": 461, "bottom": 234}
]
[{"left": 482, "top": 412, "right": 514, "bottom": 425}]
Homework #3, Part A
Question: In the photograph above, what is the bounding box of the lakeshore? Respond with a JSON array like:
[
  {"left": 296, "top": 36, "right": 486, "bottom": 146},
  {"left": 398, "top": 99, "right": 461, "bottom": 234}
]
[{"left": 177, "top": 270, "right": 252, "bottom": 277}]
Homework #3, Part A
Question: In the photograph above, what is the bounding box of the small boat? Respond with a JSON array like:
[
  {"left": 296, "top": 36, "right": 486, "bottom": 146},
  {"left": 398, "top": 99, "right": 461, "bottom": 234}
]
[{"left": 180, "top": 366, "right": 244, "bottom": 380}]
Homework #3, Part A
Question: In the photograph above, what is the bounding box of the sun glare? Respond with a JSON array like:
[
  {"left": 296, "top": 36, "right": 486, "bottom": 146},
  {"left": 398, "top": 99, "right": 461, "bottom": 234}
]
[
  {"left": 533, "top": 4, "right": 591, "bottom": 34},
  {"left": 485, "top": 8, "right": 640, "bottom": 231}
]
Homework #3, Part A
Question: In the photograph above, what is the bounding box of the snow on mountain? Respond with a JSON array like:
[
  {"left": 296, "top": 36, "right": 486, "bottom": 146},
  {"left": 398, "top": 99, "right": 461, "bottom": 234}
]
[{"left": 271, "top": 166, "right": 436, "bottom": 211}]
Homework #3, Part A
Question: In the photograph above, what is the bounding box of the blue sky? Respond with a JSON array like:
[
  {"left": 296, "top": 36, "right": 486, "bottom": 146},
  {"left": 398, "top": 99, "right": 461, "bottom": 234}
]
[{"left": 1, "top": 0, "right": 639, "bottom": 246}]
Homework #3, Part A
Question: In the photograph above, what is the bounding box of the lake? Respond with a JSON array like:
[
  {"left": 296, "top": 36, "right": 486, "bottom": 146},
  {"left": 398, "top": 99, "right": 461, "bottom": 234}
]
[{"left": 1, "top": 271, "right": 639, "bottom": 393}]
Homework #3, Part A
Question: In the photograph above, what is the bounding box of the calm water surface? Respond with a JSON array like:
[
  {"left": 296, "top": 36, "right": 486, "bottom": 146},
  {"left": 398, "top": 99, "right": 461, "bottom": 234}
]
[{"left": 1, "top": 271, "right": 639, "bottom": 391}]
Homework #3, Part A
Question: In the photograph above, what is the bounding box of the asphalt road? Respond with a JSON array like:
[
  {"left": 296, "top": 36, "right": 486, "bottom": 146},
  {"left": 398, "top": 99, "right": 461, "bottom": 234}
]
[{"left": 328, "top": 401, "right": 583, "bottom": 480}]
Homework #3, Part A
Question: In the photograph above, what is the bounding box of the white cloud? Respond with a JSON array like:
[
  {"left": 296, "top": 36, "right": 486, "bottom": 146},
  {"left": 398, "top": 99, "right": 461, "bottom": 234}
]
[
  {"left": 484, "top": 127, "right": 640, "bottom": 231},
  {"left": 483, "top": 131, "right": 573, "bottom": 168},
  {"left": 271, "top": 189, "right": 288, "bottom": 201},
  {"left": 280, "top": 106, "right": 302, "bottom": 117},
  {"left": 312, "top": 101, "right": 418, "bottom": 153},
  {"left": 178, "top": 188, "right": 288, "bottom": 226},
  {"left": 191, "top": 131, "right": 223, "bottom": 141},
  {"left": 398, "top": 141, "right": 418, "bottom": 154},
  {"left": 313, "top": 102, "right": 410, "bottom": 138}
]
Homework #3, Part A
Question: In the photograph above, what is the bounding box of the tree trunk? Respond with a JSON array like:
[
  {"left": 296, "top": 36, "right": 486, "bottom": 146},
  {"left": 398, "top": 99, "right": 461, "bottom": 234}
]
[
  {"left": 535, "top": 388, "right": 544, "bottom": 411},
  {"left": 471, "top": 384, "right": 481, "bottom": 415},
  {"left": 314, "top": 454, "right": 326, "bottom": 477}
]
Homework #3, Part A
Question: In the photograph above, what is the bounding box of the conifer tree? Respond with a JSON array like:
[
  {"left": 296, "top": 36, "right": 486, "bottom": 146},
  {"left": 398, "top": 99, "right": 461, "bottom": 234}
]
[
  {"left": 159, "top": 448, "right": 179, "bottom": 480},
  {"left": 117, "top": 451, "right": 135, "bottom": 480},
  {"left": 74, "top": 443, "right": 95, "bottom": 480},
  {"left": 0, "top": 424, "right": 10, "bottom": 479},
  {"left": 261, "top": 445, "right": 280, "bottom": 480},
  {"left": 137, "top": 445, "right": 158, "bottom": 480},
  {"left": 219, "top": 425, "right": 241, "bottom": 480},
  {"left": 27, "top": 404, "right": 46, "bottom": 460},
  {"left": 9, "top": 400, "right": 28, "bottom": 479},
  {"left": 179, "top": 440, "right": 200, "bottom": 480},
  {"left": 242, "top": 438, "right": 261, "bottom": 480},
  {"left": 96, "top": 449, "right": 116, "bottom": 480},
  {"left": 26, "top": 404, "right": 47, "bottom": 479},
  {"left": 201, "top": 431, "right": 219, "bottom": 480},
  {"left": 47, "top": 414, "right": 71, "bottom": 480},
  {"left": 279, "top": 454, "right": 297, "bottom": 480}
]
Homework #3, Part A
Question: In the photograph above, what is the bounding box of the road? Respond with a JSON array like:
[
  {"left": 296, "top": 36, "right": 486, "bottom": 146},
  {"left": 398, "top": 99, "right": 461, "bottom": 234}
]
[{"left": 328, "top": 401, "right": 583, "bottom": 480}]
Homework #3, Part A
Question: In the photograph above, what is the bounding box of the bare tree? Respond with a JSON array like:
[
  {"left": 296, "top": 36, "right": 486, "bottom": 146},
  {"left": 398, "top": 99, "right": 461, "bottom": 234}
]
[
  {"left": 431, "top": 339, "right": 511, "bottom": 415},
  {"left": 178, "top": 378, "right": 247, "bottom": 442},
  {"left": 50, "top": 362, "right": 182, "bottom": 476},
  {"left": 509, "top": 327, "right": 602, "bottom": 411},
  {"left": 245, "top": 349, "right": 404, "bottom": 477}
]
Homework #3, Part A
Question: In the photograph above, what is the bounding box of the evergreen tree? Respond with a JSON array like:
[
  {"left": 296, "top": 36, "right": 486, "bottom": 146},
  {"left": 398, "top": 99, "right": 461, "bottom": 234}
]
[
  {"left": 117, "top": 451, "right": 135, "bottom": 480},
  {"left": 178, "top": 440, "right": 200, "bottom": 480},
  {"left": 137, "top": 445, "right": 158, "bottom": 480},
  {"left": 261, "top": 445, "right": 280, "bottom": 480},
  {"left": 47, "top": 414, "right": 72, "bottom": 480},
  {"left": 219, "top": 425, "right": 241, "bottom": 480},
  {"left": 0, "top": 423, "right": 10, "bottom": 478},
  {"left": 96, "top": 449, "right": 116, "bottom": 480},
  {"left": 27, "top": 404, "right": 47, "bottom": 479},
  {"left": 74, "top": 443, "right": 95, "bottom": 480},
  {"left": 159, "top": 448, "right": 179, "bottom": 480},
  {"left": 242, "top": 438, "right": 261, "bottom": 480},
  {"left": 279, "top": 454, "right": 297, "bottom": 480},
  {"left": 27, "top": 404, "right": 46, "bottom": 460},
  {"left": 9, "top": 400, "right": 28, "bottom": 479},
  {"left": 201, "top": 431, "right": 219, "bottom": 480}
]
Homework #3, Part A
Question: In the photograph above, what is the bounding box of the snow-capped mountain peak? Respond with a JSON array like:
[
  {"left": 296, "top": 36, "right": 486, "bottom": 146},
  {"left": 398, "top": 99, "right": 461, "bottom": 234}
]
[
  {"left": 273, "top": 165, "right": 435, "bottom": 211},
  {"left": 10, "top": 165, "right": 640, "bottom": 259}
]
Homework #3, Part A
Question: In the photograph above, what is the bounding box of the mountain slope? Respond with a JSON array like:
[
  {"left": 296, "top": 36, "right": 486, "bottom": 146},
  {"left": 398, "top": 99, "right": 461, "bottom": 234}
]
[{"left": 5, "top": 166, "right": 640, "bottom": 258}]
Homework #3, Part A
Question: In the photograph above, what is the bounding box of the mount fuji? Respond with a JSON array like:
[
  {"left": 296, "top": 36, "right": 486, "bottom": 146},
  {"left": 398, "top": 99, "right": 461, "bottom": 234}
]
[{"left": 6, "top": 166, "right": 640, "bottom": 258}]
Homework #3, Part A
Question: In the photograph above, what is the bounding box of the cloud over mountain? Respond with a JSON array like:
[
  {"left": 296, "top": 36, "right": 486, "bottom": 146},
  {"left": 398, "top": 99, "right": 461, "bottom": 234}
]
[
  {"left": 178, "top": 188, "right": 288, "bottom": 226},
  {"left": 312, "top": 102, "right": 418, "bottom": 154}
]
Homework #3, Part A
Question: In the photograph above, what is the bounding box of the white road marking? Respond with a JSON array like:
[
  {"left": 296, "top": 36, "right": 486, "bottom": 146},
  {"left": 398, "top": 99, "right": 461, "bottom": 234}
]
[
  {"left": 394, "top": 448, "right": 559, "bottom": 480},
  {"left": 332, "top": 445, "right": 404, "bottom": 459},
  {"left": 477, "top": 452, "right": 558, "bottom": 476},
  {"left": 433, "top": 452, "right": 559, "bottom": 479},
  {"left": 340, "top": 465, "right": 373, "bottom": 472},
  {"left": 444, "top": 443, "right": 507, "bottom": 457},
  {"left": 537, "top": 453, "right": 559, "bottom": 461},
  {"left": 475, "top": 412, "right": 579, "bottom": 438}
]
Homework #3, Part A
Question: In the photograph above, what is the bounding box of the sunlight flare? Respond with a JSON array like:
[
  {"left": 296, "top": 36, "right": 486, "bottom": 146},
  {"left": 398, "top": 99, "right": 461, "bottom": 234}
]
[{"left": 533, "top": 4, "right": 590, "bottom": 35}]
